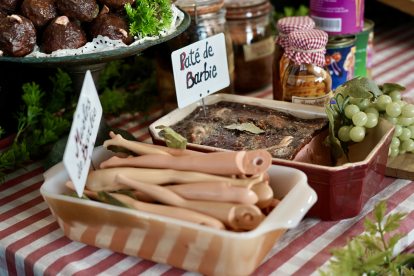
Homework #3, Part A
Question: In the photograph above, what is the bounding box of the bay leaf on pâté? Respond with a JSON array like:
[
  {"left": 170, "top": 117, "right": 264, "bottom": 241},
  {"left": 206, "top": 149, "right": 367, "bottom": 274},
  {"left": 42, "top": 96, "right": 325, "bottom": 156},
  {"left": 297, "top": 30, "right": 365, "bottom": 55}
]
[
  {"left": 224, "top": 123, "right": 265, "bottom": 134},
  {"left": 156, "top": 125, "right": 187, "bottom": 149}
]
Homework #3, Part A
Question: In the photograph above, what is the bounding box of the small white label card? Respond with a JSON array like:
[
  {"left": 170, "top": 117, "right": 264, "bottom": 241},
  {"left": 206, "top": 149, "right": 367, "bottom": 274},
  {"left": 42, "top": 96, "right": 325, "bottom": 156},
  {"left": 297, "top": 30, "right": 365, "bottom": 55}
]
[
  {"left": 63, "top": 70, "right": 103, "bottom": 197},
  {"left": 171, "top": 33, "right": 230, "bottom": 109}
]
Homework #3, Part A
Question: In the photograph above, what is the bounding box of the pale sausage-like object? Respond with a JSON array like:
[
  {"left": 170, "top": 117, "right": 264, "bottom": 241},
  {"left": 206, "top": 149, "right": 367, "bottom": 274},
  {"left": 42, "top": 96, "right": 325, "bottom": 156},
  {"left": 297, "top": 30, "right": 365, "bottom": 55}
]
[
  {"left": 165, "top": 182, "right": 258, "bottom": 204},
  {"left": 107, "top": 131, "right": 202, "bottom": 157},
  {"left": 86, "top": 167, "right": 264, "bottom": 191},
  {"left": 115, "top": 174, "right": 263, "bottom": 230},
  {"left": 104, "top": 132, "right": 171, "bottom": 156},
  {"left": 251, "top": 183, "right": 274, "bottom": 209},
  {"left": 65, "top": 181, "right": 225, "bottom": 229},
  {"left": 100, "top": 150, "right": 271, "bottom": 175},
  {"left": 142, "top": 143, "right": 202, "bottom": 156}
]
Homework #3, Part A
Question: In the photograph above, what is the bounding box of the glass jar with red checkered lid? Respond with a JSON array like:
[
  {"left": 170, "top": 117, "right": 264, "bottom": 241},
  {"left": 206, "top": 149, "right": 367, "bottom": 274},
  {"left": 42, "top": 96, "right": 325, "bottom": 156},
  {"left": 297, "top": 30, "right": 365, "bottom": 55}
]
[
  {"left": 272, "top": 16, "right": 315, "bottom": 101},
  {"left": 282, "top": 29, "right": 332, "bottom": 106}
]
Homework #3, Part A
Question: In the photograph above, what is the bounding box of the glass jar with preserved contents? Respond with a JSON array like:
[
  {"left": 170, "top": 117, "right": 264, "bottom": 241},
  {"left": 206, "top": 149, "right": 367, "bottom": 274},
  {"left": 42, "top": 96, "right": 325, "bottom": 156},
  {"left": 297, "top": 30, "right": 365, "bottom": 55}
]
[
  {"left": 155, "top": 0, "right": 235, "bottom": 113},
  {"left": 273, "top": 16, "right": 315, "bottom": 101},
  {"left": 225, "top": 0, "right": 273, "bottom": 93},
  {"left": 282, "top": 29, "right": 332, "bottom": 106}
]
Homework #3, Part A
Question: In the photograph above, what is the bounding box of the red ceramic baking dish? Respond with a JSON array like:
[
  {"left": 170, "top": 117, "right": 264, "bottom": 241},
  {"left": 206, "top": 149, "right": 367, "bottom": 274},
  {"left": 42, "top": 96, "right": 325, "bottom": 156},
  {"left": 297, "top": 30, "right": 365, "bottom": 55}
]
[{"left": 149, "top": 94, "right": 395, "bottom": 221}]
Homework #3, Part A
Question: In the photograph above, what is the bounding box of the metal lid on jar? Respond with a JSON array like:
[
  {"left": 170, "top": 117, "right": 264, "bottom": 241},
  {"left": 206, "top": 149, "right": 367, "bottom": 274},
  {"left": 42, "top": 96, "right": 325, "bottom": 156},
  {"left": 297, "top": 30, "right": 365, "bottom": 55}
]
[
  {"left": 285, "top": 29, "right": 328, "bottom": 67},
  {"left": 225, "top": 0, "right": 271, "bottom": 19},
  {"left": 175, "top": 0, "right": 225, "bottom": 16},
  {"left": 327, "top": 36, "right": 356, "bottom": 48}
]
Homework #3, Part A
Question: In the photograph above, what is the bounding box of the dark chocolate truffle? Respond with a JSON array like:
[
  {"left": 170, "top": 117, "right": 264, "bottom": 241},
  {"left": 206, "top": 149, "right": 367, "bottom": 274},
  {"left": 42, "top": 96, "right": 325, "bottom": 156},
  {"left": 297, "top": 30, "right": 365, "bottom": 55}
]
[
  {"left": 0, "top": 15, "right": 36, "bottom": 57},
  {"left": 21, "top": 0, "right": 58, "bottom": 29},
  {"left": 57, "top": 0, "right": 99, "bottom": 22},
  {"left": 90, "top": 12, "right": 133, "bottom": 45},
  {"left": 42, "top": 16, "right": 87, "bottom": 54},
  {"left": 0, "top": 0, "right": 20, "bottom": 13},
  {"left": 99, "top": 0, "right": 134, "bottom": 11},
  {"left": 0, "top": 9, "right": 6, "bottom": 20}
]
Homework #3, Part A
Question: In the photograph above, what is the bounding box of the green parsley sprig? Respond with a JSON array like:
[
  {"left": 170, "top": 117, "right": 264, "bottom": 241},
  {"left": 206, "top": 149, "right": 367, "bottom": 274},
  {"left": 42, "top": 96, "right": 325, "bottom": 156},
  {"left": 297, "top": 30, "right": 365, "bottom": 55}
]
[
  {"left": 125, "top": 0, "right": 173, "bottom": 38},
  {"left": 319, "top": 199, "right": 414, "bottom": 276},
  {"left": 0, "top": 69, "right": 72, "bottom": 184}
]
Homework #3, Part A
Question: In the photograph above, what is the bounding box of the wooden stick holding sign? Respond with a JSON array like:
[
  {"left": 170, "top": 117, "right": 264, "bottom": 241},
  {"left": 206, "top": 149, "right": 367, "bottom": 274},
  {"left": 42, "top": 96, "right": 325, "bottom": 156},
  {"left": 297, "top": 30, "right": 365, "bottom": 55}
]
[
  {"left": 171, "top": 33, "right": 230, "bottom": 116},
  {"left": 62, "top": 70, "right": 103, "bottom": 197}
]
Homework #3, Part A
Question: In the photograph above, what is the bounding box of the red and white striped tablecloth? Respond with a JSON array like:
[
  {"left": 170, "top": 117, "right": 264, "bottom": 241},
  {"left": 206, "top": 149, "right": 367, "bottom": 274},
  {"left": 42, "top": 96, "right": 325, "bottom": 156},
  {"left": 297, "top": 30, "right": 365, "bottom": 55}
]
[{"left": 2, "top": 23, "right": 414, "bottom": 276}]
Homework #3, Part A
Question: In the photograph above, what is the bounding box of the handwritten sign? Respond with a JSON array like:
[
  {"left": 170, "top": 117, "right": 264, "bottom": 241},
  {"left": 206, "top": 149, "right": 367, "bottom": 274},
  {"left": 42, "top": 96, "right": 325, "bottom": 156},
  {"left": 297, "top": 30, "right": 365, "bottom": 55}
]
[
  {"left": 63, "top": 70, "right": 103, "bottom": 197},
  {"left": 171, "top": 33, "right": 230, "bottom": 109}
]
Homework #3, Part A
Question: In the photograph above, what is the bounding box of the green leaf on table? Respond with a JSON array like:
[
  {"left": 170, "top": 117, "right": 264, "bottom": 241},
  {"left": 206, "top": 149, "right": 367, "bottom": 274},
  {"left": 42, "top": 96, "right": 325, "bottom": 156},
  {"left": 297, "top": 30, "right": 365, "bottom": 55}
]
[
  {"left": 224, "top": 123, "right": 265, "bottom": 134},
  {"left": 384, "top": 212, "right": 408, "bottom": 233},
  {"left": 379, "top": 83, "right": 406, "bottom": 94},
  {"left": 156, "top": 125, "right": 187, "bottom": 149},
  {"left": 373, "top": 199, "right": 387, "bottom": 224},
  {"left": 98, "top": 191, "right": 134, "bottom": 209}
]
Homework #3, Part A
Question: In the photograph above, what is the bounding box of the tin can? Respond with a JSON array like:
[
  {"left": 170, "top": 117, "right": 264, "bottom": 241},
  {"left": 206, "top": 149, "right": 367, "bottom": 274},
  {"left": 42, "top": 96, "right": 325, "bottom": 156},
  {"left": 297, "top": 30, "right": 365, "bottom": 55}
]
[
  {"left": 310, "top": 0, "right": 365, "bottom": 35},
  {"left": 354, "top": 19, "right": 374, "bottom": 78},
  {"left": 328, "top": 19, "right": 374, "bottom": 79},
  {"left": 326, "top": 36, "right": 356, "bottom": 90}
]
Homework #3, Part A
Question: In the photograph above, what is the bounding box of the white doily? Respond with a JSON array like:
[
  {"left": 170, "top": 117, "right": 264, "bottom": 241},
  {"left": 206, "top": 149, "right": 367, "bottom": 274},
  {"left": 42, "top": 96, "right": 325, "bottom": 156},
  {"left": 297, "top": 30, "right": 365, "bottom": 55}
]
[{"left": 25, "top": 5, "right": 184, "bottom": 58}]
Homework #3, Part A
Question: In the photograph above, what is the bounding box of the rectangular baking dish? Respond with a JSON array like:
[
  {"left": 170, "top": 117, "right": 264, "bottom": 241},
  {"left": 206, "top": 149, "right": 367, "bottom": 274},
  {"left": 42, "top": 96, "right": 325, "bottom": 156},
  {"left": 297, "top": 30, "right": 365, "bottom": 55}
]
[
  {"left": 149, "top": 94, "right": 395, "bottom": 221},
  {"left": 41, "top": 146, "right": 316, "bottom": 276}
]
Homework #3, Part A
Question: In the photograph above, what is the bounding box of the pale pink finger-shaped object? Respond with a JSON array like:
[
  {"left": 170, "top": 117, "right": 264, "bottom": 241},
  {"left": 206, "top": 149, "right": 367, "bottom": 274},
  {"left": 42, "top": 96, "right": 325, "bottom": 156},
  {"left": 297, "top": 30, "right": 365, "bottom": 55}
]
[
  {"left": 101, "top": 150, "right": 271, "bottom": 175},
  {"left": 115, "top": 174, "right": 263, "bottom": 230},
  {"left": 165, "top": 182, "right": 258, "bottom": 204},
  {"left": 65, "top": 181, "right": 225, "bottom": 229}
]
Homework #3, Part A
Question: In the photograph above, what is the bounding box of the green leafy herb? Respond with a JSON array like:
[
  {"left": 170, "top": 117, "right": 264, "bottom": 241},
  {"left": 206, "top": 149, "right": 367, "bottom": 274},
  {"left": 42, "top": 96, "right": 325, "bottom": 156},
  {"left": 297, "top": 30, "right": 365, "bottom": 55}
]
[
  {"left": 379, "top": 83, "right": 406, "bottom": 94},
  {"left": 224, "top": 123, "right": 266, "bottom": 134},
  {"left": 156, "top": 125, "right": 187, "bottom": 149},
  {"left": 98, "top": 191, "right": 134, "bottom": 209},
  {"left": 47, "top": 68, "right": 72, "bottom": 114},
  {"left": 100, "top": 87, "right": 127, "bottom": 116},
  {"left": 125, "top": 0, "right": 173, "bottom": 38},
  {"left": 98, "top": 57, "right": 159, "bottom": 117},
  {"left": 319, "top": 199, "right": 414, "bottom": 276},
  {"left": 271, "top": 5, "right": 309, "bottom": 35},
  {"left": 342, "top": 76, "right": 384, "bottom": 99},
  {"left": 0, "top": 70, "right": 72, "bottom": 184}
]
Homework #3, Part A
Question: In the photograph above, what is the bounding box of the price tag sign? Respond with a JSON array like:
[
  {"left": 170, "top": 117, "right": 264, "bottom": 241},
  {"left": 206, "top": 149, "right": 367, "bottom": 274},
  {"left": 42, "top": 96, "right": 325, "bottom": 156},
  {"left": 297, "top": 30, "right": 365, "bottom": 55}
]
[
  {"left": 63, "top": 70, "right": 103, "bottom": 197},
  {"left": 171, "top": 33, "right": 230, "bottom": 109}
]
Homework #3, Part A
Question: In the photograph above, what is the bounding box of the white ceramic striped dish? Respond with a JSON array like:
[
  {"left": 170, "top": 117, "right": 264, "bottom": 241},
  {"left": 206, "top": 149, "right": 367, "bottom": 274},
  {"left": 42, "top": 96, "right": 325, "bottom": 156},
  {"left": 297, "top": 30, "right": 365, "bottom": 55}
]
[{"left": 40, "top": 146, "right": 317, "bottom": 276}]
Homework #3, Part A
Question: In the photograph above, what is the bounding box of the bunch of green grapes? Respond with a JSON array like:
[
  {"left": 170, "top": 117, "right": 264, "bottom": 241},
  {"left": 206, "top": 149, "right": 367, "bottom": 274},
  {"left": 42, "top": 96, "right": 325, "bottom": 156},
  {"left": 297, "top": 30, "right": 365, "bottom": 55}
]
[
  {"left": 333, "top": 90, "right": 414, "bottom": 157},
  {"left": 331, "top": 96, "right": 379, "bottom": 144},
  {"left": 373, "top": 92, "right": 414, "bottom": 157}
]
